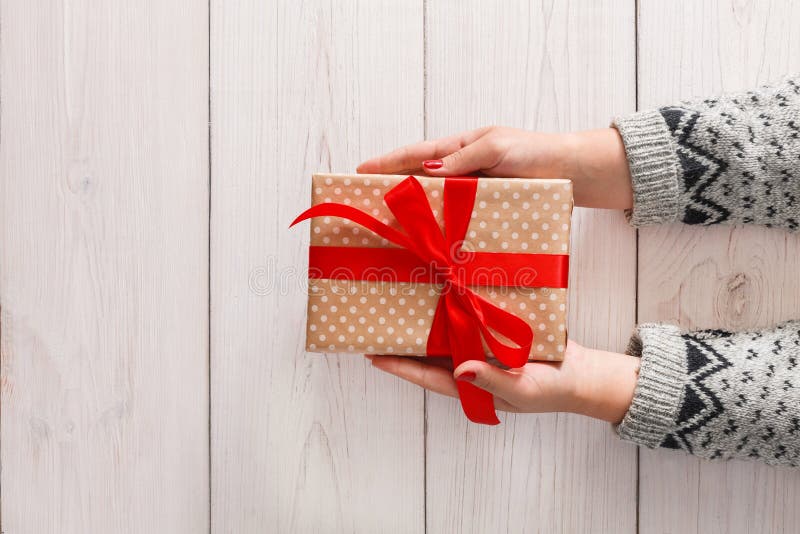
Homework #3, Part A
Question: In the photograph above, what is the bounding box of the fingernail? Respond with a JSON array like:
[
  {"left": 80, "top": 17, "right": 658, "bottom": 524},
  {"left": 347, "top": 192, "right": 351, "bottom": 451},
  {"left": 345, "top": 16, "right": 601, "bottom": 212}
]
[
  {"left": 423, "top": 159, "right": 443, "bottom": 170},
  {"left": 456, "top": 371, "right": 476, "bottom": 383},
  {"left": 364, "top": 354, "right": 375, "bottom": 361}
]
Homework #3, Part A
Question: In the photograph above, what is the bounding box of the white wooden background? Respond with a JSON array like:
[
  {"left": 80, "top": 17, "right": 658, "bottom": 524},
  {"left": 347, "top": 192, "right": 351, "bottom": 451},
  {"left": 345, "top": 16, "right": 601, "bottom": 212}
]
[{"left": 1, "top": 1, "right": 799, "bottom": 533}]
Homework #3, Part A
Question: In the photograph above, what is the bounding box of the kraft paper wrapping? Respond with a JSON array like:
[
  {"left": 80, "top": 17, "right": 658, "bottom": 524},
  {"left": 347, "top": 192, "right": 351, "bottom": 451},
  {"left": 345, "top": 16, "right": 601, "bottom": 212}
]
[{"left": 305, "top": 173, "right": 572, "bottom": 361}]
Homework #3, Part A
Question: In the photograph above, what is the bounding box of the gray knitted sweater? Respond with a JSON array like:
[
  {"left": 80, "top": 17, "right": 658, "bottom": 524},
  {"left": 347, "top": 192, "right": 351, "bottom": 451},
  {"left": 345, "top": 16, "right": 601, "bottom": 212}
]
[{"left": 612, "top": 76, "right": 800, "bottom": 466}]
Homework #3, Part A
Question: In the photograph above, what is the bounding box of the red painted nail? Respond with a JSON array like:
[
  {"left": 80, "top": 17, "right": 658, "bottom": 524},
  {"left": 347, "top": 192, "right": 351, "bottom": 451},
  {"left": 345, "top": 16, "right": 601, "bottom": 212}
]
[
  {"left": 423, "top": 159, "right": 443, "bottom": 170},
  {"left": 456, "top": 371, "right": 477, "bottom": 383}
]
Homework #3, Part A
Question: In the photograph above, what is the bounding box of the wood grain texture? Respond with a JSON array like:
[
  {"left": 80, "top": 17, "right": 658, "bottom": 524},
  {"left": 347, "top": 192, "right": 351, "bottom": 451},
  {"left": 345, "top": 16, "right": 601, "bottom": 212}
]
[
  {"left": 424, "top": 2, "right": 638, "bottom": 532},
  {"left": 209, "top": 2, "right": 425, "bottom": 532},
  {"left": 637, "top": 1, "right": 800, "bottom": 532},
  {"left": 0, "top": 1, "right": 209, "bottom": 533}
]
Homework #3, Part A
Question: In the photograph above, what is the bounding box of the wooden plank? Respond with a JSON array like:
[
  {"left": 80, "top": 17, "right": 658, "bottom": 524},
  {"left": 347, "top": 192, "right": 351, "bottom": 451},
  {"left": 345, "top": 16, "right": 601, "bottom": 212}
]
[
  {"left": 424, "top": 2, "right": 638, "bottom": 532},
  {"left": 209, "top": 1, "right": 424, "bottom": 532},
  {"left": 0, "top": 1, "right": 209, "bottom": 533},
  {"left": 637, "top": 1, "right": 800, "bottom": 532}
]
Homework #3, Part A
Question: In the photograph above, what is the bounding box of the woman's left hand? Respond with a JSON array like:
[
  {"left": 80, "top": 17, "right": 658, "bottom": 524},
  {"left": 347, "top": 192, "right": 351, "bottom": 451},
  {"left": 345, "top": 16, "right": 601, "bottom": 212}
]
[{"left": 356, "top": 126, "right": 633, "bottom": 209}]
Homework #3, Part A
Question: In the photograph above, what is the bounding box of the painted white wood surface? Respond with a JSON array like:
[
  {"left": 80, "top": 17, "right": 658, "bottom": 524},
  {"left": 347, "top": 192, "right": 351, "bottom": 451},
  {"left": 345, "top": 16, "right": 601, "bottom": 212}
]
[
  {"left": 3, "top": 1, "right": 800, "bottom": 532},
  {"left": 209, "top": 1, "right": 425, "bottom": 532},
  {"left": 0, "top": 1, "right": 209, "bottom": 533},
  {"left": 637, "top": 1, "right": 800, "bottom": 533},
  {"left": 424, "top": 2, "right": 638, "bottom": 533}
]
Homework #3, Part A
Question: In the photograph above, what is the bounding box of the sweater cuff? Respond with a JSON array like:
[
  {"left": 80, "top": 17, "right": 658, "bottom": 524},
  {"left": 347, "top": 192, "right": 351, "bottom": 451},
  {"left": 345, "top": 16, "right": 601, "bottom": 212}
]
[
  {"left": 614, "top": 323, "right": 687, "bottom": 448},
  {"left": 612, "top": 110, "right": 681, "bottom": 227}
]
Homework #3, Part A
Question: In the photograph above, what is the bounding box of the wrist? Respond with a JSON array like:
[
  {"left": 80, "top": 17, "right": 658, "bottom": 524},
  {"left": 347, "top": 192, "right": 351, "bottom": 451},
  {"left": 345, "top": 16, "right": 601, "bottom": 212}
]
[
  {"left": 570, "top": 346, "right": 639, "bottom": 424},
  {"left": 560, "top": 129, "right": 634, "bottom": 209},
  {"left": 557, "top": 132, "right": 584, "bottom": 179}
]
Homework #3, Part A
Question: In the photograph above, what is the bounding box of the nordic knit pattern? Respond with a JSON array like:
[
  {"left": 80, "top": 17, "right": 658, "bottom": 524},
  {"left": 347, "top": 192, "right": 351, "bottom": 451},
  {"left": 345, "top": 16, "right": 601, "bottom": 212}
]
[
  {"left": 619, "top": 321, "right": 800, "bottom": 466},
  {"left": 612, "top": 76, "right": 800, "bottom": 467},
  {"left": 614, "top": 76, "right": 800, "bottom": 230}
]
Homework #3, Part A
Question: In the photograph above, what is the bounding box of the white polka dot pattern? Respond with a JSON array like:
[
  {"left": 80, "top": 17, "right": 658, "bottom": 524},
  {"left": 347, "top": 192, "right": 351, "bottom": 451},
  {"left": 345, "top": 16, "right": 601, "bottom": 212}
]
[{"left": 305, "top": 173, "right": 572, "bottom": 361}]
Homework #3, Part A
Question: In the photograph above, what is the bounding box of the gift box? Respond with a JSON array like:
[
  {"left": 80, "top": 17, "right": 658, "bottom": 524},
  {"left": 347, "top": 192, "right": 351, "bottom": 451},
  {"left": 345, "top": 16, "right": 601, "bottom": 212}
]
[{"left": 292, "top": 173, "right": 572, "bottom": 424}]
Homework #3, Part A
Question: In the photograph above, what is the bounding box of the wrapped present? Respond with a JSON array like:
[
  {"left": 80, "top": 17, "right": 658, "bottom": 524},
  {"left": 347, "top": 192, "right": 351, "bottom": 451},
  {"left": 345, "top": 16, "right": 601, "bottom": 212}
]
[{"left": 292, "top": 173, "right": 572, "bottom": 424}]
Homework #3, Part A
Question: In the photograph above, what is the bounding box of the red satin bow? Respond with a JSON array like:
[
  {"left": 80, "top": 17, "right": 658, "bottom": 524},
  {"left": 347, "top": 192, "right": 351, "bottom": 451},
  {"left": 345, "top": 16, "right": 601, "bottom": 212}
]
[{"left": 292, "top": 176, "right": 566, "bottom": 425}]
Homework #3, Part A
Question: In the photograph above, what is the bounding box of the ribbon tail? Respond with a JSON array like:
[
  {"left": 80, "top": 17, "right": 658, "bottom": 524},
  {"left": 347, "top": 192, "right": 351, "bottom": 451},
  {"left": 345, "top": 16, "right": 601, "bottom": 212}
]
[
  {"left": 454, "top": 289, "right": 534, "bottom": 368},
  {"left": 426, "top": 294, "right": 451, "bottom": 356},
  {"left": 290, "top": 202, "right": 413, "bottom": 250},
  {"left": 443, "top": 293, "right": 500, "bottom": 425}
]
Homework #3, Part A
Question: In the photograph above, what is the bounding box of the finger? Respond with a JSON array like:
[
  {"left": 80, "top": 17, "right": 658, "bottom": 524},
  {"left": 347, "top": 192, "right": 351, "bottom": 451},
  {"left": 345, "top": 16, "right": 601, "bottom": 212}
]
[
  {"left": 356, "top": 127, "right": 491, "bottom": 174},
  {"left": 423, "top": 135, "right": 503, "bottom": 176},
  {"left": 367, "top": 354, "right": 453, "bottom": 371},
  {"left": 415, "top": 356, "right": 454, "bottom": 371},
  {"left": 367, "top": 355, "right": 519, "bottom": 412},
  {"left": 357, "top": 142, "right": 442, "bottom": 174},
  {"left": 453, "top": 360, "right": 534, "bottom": 407},
  {"left": 369, "top": 355, "right": 459, "bottom": 398}
]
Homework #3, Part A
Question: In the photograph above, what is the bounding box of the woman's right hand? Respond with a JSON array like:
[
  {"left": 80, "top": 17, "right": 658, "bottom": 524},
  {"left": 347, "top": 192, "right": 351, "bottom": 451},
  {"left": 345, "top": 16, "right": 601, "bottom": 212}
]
[
  {"left": 357, "top": 126, "right": 634, "bottom": 209},
  {"left": 366, "top": 339, "right": 640, "bottom": 425}
]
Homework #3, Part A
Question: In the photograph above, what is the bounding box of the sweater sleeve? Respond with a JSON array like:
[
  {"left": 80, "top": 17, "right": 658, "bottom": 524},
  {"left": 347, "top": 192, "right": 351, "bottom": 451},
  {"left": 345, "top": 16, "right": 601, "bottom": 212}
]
[
  {"left": 616, "top": 320, "right": 800, "bottom": 467},
  {"left": 612, "top": 76, "right": 800, "bottom": 231}
]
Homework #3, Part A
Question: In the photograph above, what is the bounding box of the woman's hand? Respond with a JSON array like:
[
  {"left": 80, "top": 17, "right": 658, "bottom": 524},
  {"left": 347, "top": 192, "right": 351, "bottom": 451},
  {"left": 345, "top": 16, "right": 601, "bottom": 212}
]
[
  {"left": 367, "top": 340, "right": 639, "bottom": 424},
  {"left": 357, "top": 126, "right": 634, "bottom": 209}
]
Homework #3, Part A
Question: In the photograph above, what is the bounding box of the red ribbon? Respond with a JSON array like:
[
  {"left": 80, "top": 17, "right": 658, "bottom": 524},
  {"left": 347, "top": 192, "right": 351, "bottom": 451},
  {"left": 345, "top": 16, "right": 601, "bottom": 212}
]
[{"left": 291, "top": 176, "right": 569, "bottom": 425}]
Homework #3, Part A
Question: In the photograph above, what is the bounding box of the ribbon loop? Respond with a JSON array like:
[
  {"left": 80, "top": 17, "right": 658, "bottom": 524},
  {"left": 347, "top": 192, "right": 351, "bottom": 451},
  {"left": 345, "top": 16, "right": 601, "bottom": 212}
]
[{"left": 384, "top": 176, "right": 450, "bottom": 267}]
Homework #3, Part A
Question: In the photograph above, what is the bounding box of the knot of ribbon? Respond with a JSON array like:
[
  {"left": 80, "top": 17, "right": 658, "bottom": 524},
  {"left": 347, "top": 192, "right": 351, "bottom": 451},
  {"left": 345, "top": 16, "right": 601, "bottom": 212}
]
[{"left": 292, "top": 176, "right": 568, "bottom": 424}]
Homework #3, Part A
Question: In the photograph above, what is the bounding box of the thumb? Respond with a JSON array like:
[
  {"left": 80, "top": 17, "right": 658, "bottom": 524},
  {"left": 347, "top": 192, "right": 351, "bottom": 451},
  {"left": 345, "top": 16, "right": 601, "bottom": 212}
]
[
  {"left": 424, "top": 138, "right": 498, "bottom": 175},
  {"left": 453, "top": 361, "right": 529, "bottom": 405}
]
